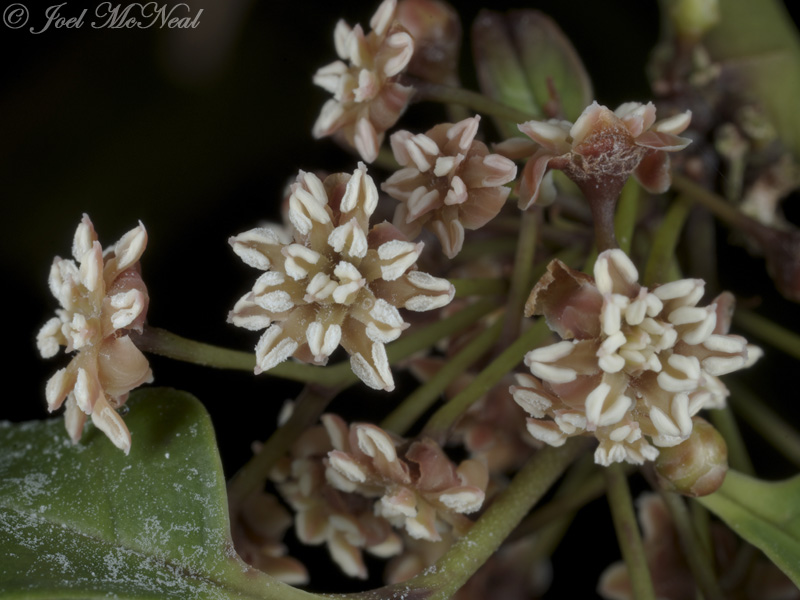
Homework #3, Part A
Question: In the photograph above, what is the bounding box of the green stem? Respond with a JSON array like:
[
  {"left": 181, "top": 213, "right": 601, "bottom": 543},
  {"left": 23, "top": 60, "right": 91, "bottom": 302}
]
[
  {"left": 728, "top": 382, "right": 800, "bottom": 469},
  {"left": 643, "top": 195, "right": 692, "bottom": 287},
  {"left": 408, "top": 78, "right": 536, "bottom": 125},
  {"left": 346, "top": 439, "right": 589, "bottom": 600},
  {"left": 660, "top": 492, "right": 725, "bottom": 600},
  {"left": 452, "top": 278, "right": 509, "bottom": 298},
  {"left": 605, "top": 463, "right": 656, "bottom": 600},
  {"left": 499, "top": 208, "right": 540, "bottom": 349},
  {"left": 615, "top": 179, "right": 640, "bottom": 255},
  {"left": 691, "top": 500, "right": 714, "bottom": 559},
  {"left": 671, "top": 173, "right": 746, "bottom": 227},
  {"left": 133, "top": 325, "right": 255, "bottom": 371},
  {"left": 227, "top": 383, "right": 340, "bottom": 506},
  {"left": 455, "top": 237, "right": 518, "bottom": 261},
  {"left": 133, "top": 325, "right": 353, "bottom": 384},
  {"left": 513, "top": 462, "right": 635, "bottom": 541},
  {"left": 733, "top": 309, "right": 800, "bottom": 361},
  {"left": 422, "top": 318, "right": 550, "bottom": 443},
  {"left": 514, "top": 454, "right": 599, "bottom": 560},
  {"left": 381, "top": 317, "right": 504, "bottom": 435},
  {"left": 708, "top": 406, "right": 755, "bottom": 475},
  {"left": 137, "top": 298, "right": 498, "bottom": 389}
]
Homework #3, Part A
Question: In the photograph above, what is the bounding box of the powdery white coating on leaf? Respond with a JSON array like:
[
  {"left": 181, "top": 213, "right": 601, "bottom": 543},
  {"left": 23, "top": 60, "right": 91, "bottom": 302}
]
[{"left": 0, "top": 392, "right": 277, "bottom": 599}]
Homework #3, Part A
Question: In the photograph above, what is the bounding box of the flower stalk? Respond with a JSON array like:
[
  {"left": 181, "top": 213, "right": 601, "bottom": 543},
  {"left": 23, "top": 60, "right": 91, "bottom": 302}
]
[
  {"left": 381, "top": 316, "right": 504, "bottom": 435},
  {"left": 499, "top": 207, "right": 540, "bottom": 348},
  {"left": 228, "top": 383, "right": 341, "bottom": 506},
  {"left": 659, "top": 491, "right": 725, "bottom": 600},
  {"left": 643, "top": 195, "right": 692, "bottom": 287},
  {"left": 422, "top": 317, "right": 550, "bottom": 443},
  {"left": 136, "top": 297, "right": 499, "bottom": 389},
  {"left": 406, "top": 76, "right": 536, "bottom": 125},
  {"left": 728, "top": 382, "right": 800, "bottom": 469},
  {"left": 605, "top": 463, "right": 657, "bottom": 600}
]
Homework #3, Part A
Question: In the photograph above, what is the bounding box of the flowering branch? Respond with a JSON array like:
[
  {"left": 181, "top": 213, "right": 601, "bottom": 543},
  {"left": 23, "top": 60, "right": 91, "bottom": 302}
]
[
  {"left": 347, "top": 438, "right": 589, "bottom": 600},
  {"left": 135, "top": 297, "right": 498, "bottom": 390}
]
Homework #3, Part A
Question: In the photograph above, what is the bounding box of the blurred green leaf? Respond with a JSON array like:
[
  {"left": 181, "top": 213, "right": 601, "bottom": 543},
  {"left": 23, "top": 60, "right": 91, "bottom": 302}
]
[
  {"left": 697, "top": 469, "right": 800, "bottom": 587},
  {"left": 704, "top": 0, "right": 800, "bottom": 159},
  {"left": 471, "top": 9, "right": 592, "bottom": 138},
  {"left": 509, "top": 10, "right": 593, "bottom": 122},
  {"left": 472, "top": 9, "right": 542, "bottom": 138},
  {"left": 0, "top": 388, "right": 314, "bottom": 600}
]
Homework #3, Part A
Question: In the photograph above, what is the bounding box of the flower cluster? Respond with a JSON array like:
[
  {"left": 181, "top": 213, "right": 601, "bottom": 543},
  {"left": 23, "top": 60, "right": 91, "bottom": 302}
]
[
  {"left": 511, "top": 249, "right": 760, "bottom": 466},
  {"left": 312, "top": 0, "right": 415, "bottom": 162},
  {"left": 324, "top": 415, "right": 488, "bottom": 542},
  {"left": 382, "top": 115, "right": 518, "bottom": 258},
  {"left": 229, "top": 163, "right": 454, "bottom": 391},
  {"left": 37, "top": 215, "right": 152, "bottom": 454},
  {"left": 501, "top": 101, "right": 692, "bottom": 210},
  {"left": 271, "top": 419, "right": 401, "bottom": 580}
]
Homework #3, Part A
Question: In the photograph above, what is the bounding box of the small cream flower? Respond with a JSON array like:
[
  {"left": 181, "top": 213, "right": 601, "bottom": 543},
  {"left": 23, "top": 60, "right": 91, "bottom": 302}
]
[
  {"left": 229, "top": 163, "right": 454, "bottom": 391},
  {"left": 511, "top": 249, "right": 761, "bottom": 466},
  {"left": 271, "top": 422, "right": 402, "bottom": 580},
  {"left": 312, "top": 0, "right": 415, "bottom": 162},
  {"left": 382, "top": 115, "right": 518, "bottom": 258},
  {"left": 324, "top": 415, "right": 488, "bottom": 542},
  {"left": 505, "top": 101, "right": 692, "bottom": 210},
  {"left": 37, "top": 215, "right": 152, "bottom": 454}
]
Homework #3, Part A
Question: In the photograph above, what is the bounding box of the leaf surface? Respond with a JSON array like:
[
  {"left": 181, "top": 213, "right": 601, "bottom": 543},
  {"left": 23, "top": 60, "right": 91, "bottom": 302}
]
[
  {"left": 0, "top": 388, "right": 313, "bottom": 600},
  {"left": 698, "top": 469, "right": 800, "bottom": 587}
]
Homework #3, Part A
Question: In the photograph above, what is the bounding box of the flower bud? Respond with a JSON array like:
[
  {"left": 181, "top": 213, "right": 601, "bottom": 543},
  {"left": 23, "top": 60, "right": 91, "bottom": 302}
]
[
  {"left": 397, "top": 0, "right": 462, "bottom": 86},
  {"left": 667, "top": 0, "right": 720, "bottom": 41},
  {"left": 655, "top": 417, "right": 728, "bottom": 497}
]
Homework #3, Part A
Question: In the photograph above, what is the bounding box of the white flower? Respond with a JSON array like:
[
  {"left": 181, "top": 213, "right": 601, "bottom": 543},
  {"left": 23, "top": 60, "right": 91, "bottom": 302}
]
[
  {"left": 229, "top": 163, "right": 454, "bottom": 391},
  {"left": 312, "top": 0, "right": 415, "bottom": 162},
  {"left": 511, "top": 249, "right": 759, "bottom": 466},
  {"left": 38, "top": 215, "right": 153, "bottom": 454}
]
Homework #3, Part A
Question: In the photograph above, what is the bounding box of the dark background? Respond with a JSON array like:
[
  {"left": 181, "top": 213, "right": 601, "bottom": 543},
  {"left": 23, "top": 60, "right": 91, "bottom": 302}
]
[{"left": 2, "top": 0, "right": 798, "bottom": 597}]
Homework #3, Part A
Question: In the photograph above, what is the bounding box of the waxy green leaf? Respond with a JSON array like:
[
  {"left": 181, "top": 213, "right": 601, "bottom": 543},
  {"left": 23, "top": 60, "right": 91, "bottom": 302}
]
[
  {"left": 698, "top": 469, "right": 800, "bottom": 587},
  {"left": 0, "top": 388, "right": 314, "bottom": 600}
]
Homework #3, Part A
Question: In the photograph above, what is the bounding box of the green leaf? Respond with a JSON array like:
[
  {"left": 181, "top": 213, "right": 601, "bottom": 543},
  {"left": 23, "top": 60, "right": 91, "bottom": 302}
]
[
  {"left": 472, "top": 10, "right": 542, "bottom": 138},
  {"left": 508, "top": 10, "right": 593, "bottom": 122},
  {"left": 0, "top": 388, "right": 315, "bottom": 600},
  {"left": 703, "top": 0, "right": 800, "bottom": 160},
  {"left": 697, "top": 469, "right": 800, "bottom": 587}
]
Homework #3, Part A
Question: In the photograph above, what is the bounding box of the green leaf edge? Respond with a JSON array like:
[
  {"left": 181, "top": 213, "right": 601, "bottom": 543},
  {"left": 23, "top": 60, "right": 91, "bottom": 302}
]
[
  {"left": 0, "top": 388, "right": 316, "bottom": 600},
  {"left": 697, "top": 469, "right": 800, "bottom": 588}
]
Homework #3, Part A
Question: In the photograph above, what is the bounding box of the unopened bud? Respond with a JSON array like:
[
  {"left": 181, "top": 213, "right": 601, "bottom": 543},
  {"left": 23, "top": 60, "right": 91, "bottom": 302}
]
[
  {"left": 655, "top": 417, "right": 728, "bottom": 497},
  {"left": 668, "top": 0, "right": 720, "bottom": 41},
  {"left": 397, "top": 0, "right": 462, "bottom": 86}
]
